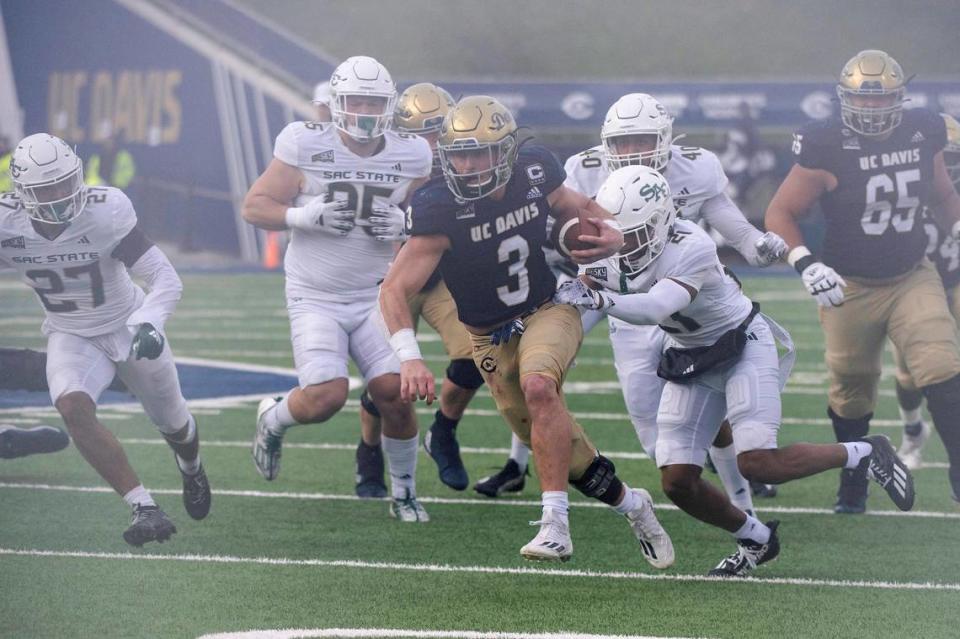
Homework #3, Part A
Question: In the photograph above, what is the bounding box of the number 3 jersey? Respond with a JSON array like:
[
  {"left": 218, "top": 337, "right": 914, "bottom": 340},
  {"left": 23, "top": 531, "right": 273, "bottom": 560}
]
[
  {"left": 583, "top": 219, "right": 752, "bottom": 348},
  {"left": 793, "top": 108, "right": 947, "bottom": 279},
  {"left": 274, "top": 121, "right": 432, "bottom": 303},
  {"left": 0, "top": 188, "right": 145, "bottom": 337}
]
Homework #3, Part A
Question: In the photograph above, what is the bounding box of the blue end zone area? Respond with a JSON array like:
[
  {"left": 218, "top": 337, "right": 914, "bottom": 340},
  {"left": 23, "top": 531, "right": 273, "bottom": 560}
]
[{"left": 0, "top": 361, "right": 298, "bottom": 410}]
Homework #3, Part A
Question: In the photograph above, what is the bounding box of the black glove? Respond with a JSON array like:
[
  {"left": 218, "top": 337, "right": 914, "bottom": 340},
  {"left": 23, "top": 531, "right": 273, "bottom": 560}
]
[{"left": 130, "top": 323, "right": 165, "bottom": 360}]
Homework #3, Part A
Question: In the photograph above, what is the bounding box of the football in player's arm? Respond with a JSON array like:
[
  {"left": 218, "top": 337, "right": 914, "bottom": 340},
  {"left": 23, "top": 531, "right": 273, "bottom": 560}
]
[
  {"left": 0, "top": 134, "right": 210, "bottom": 546},
  {"left": 765, "top": 49, "right": 960, "bottom": 509}
]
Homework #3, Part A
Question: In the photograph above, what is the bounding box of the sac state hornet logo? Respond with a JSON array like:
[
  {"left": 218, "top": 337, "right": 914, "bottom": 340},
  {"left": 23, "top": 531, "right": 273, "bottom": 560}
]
[
  {"left": 8, "top": 160, "right": 25, "bottom": 179},
  {"left": 312, "top": 150, "right": 335, "bottom": 163},
  {"left": 1, "top": 235, "right": 25, "bottom": 249}
]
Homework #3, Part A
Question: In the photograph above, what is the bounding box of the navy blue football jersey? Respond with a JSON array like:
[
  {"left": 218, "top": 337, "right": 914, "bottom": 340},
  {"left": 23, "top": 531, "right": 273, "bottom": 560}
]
[
  {"left": 408, "top": 145, "right": 565, "bottom": 327},
  {"left": 922, "top": 209, "right": 960, "bottom": 290},
  {"left": 793, "top": 109, "right": 947, "bottom": 278}
]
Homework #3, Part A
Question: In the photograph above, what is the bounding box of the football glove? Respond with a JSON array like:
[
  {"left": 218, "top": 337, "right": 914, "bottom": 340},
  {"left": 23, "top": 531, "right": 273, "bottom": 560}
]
[
  {"left": 369, "top": 203, "right": 407, "bottom": 243},
  {"left": 801, "top": 262, "right": 846, "bottom": 307},
  {"left": 489, "top": 318, "right": 525, "bottom": 346},
  {"left": 285, "top": 197, "right": 354, "bottom": 235},
  {"left": 552, "top": 279, "right": 609, "bottom": 310},
  {"left": 130, "top": 323, "right": 165, "bottom": 360},
  {"left": 753, "top": 232, "right": 788, "bottom": 267}
]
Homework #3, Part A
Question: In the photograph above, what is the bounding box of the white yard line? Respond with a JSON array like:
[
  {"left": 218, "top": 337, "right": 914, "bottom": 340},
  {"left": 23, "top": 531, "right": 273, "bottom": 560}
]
[
  {"left": 197, "top": 628, "right": 711, "bottom": 639},
  {"left": 1, "top": 547, "right": 957, "bottom": 593}
]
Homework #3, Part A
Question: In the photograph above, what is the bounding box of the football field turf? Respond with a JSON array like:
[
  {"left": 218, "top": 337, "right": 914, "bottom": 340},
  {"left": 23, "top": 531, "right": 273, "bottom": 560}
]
[{"left": 1, "top": 271, "right": 958, "bottom": 638}]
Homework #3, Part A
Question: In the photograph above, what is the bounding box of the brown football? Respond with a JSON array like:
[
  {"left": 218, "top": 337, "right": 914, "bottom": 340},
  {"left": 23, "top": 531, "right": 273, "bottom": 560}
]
[{"left": 552, "top": 210, "right": 604, "bottom": 256}]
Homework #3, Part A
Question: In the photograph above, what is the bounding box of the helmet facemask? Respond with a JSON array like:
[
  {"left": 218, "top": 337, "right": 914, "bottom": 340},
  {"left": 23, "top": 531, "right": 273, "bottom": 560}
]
[
  {"left": 332, "top": 93, "right": 396, "bottom": 142},
  {"left": 603, "top": 131, "right": 670, "bottom": 173},
  {"left": 15, "top": 162, "right": 86, "bottom": 224},
  {"left": 616, "top": 207, "right": 671, "bottom": 274},
  {"left": 837, "top": 85, "right": 905, "bottom": 137},
  {"left": 438, "top": 134, "right": 518, "bottom": 201}
]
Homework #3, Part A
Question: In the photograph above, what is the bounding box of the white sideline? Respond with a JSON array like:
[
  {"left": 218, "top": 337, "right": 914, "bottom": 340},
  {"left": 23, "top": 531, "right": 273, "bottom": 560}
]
[
  {"left": 1, "top": 481, "right": 958, "bottom": 520},
  {"left": 196, "top": 628, "right": 710, "bottom": 639},
  {"left": 1, "top": 547, "right": 957, "bottom": 593}
]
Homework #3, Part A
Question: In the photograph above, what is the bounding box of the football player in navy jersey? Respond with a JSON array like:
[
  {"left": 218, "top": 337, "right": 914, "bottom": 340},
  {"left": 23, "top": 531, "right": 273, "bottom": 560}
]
[
  {"left": 766, "top": 50, "right": 960, "bottom": 511},
  {"left": 380, "top": 96, "right": 674, "bottom": 566}
]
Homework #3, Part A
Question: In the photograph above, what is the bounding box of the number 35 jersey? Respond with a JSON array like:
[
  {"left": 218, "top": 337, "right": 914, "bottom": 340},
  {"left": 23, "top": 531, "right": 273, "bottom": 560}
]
[
  {"left": 274, "top": 121, "right": 432, "bottom": 303},
  {"left": 0, "top": 188, "right": 145, "bottom": 337},
  {"left": 793, "top": 108, "right": 947, "bottom": 279}
]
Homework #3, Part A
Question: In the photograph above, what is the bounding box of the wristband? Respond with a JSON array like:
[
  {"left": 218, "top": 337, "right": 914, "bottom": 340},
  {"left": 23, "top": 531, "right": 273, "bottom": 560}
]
[
  {"left": 787, "top": 246, "right": 815, "bottom": 274},
  {"left": 952, "top": 219, "right": 960, "bottom": 241},
  {"left": 285, "top": 207, "right": 303, "bottom": 229},
  {"left": 388, "top": 328, "right": 422, "bottom": 362}
]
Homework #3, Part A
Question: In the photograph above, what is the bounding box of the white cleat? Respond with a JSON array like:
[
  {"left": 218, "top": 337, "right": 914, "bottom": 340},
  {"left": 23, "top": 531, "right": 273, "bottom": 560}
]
[
  {"left": 520, "top": 508, "right": 572, "bottom": 562},
  {"left": 898, "top": 420, "right": 930, "bottom": 471},
  {"left": 389, "top": 492, "right": 430, "bottom": 522},
  {"left": 252, "top": 397, "right": 283, "bottom": 480},
  {"left": 625, "top": 488, "right": 674, "bottom": 569}
]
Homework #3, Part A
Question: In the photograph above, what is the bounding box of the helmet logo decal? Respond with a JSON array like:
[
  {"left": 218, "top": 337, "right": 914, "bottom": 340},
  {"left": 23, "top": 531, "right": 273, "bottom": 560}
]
[
  {"left": 489, "top": 112, "right": 508, "bottom": 131},
  {"left": 9, "top": 160, "right": 24, "bottom": 178}
]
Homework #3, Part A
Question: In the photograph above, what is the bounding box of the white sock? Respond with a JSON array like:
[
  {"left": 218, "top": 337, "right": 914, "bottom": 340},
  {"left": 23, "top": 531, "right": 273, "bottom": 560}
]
[
  {"left": 541, "top": 490, "right": 569, "bottom": 521},
  {"left": 843, "top": 441, "right": 873, "bottom": 469},
  {"left": 265, "top": 391, "right": 297, "bottom": 435},
  {"left": 382, "top": 434, "right": 419, "bottom": 500},
  {"left": 899, "top": 405, "right": 922, "bottom": 427},
  {"left": 174, "top": 415, "right": 201, "bottom": 475},
  {"left": 510, "top": 433, "right": 530, "bottom": 471},
  {"left": 613, "top": 485, "right": 640, "bottom": 515},
  {"left": 734, "top": 513, "right": 771, "bottom": 544},
  {"left": 122, "top": 485, "right": 156, "bottom": 509},
  {"left": 709, "top": 443, "right": 754, "bottom": 515}
]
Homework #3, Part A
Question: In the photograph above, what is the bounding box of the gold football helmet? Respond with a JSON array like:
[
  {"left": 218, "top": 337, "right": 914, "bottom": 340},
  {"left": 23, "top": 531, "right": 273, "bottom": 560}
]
[
  {"left": 437, "top": 96, "right": 519, "bottom": 201},
  {"left": 837, "top": 49, "right": 907, "bottom": 136},
  {"left": 394, "top": 83, "right": 455, "bottom": 173},
  {"left": 943, "top": 113, "right": 960, "bottom": 188}
]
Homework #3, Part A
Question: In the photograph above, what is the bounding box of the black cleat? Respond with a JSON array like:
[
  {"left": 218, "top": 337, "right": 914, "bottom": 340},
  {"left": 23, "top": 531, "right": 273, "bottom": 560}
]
[
  {"left": 423, "top": 423, "right": 468, "bottom": 491},
  {"left": 355, "top": 440, "right": 387, "bottom": 499},
  {"left": 180, "top": 463, "right": 211, "bottom": 520},
  {"left": 834, "top": 467, "right": 869, "bottom": 514},
  {"left": 708, "top": 520, "right": 780, "bottom": 577},
  {"left": 862, "top": 435, "right": 915, "bottom": 511},
  {"left": 0, "top": 425, "right": 70, "bottom": 459},
  {"left": 474, "top": 459, "right": 528, "bottom": 498},
  {"left": 750, "top": 480, "right": 778, "bottom": 498},
  {"left": 123, "top": 504, "right": 177, "bottom": 547}
]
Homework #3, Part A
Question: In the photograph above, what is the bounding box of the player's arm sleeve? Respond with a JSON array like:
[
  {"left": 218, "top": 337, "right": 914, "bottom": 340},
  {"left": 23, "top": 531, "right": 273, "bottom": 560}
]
[
  {"left": 699, "top": 191, "right": 764, "bottom": 263},
  {"left": 792, "top": 124, "right": 830, "bottom": 171},
  {"left": 603, "top": 278, "right": 694, "bottom": 325},
  {"left": 124, "top": 245, "right": 183, "bottom": 332},
  {"left": 273, "top": 122, "right": 302, "bottom": 166}
]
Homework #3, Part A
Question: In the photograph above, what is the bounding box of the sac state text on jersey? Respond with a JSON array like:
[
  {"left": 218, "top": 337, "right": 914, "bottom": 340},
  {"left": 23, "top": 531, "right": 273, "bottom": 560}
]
[
  {"left": 794, "top": 108, "right": 947, "bottom": 279},
  {"left": 409, "top": 145, "right": 566, "bottom": 327}
]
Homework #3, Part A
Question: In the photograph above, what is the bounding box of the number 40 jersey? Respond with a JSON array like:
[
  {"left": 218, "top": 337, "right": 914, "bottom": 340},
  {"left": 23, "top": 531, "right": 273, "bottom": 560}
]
[
  {"left": 793, "top": 108, "right": 947, "bottom": 279},
  {"left": 0, "top": 187, "right": 146, "bottom": 337}
]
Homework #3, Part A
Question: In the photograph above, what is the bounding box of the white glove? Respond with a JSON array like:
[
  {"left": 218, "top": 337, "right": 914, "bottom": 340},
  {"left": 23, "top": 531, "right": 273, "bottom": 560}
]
[
  {"left": 801, "top": 262, "right": 847, "bottom": 307},
  {"left": 285, "top": 197, "right": 354, "bottom": 235},
  {"left": 753, "top": 232, "right": 788, "bottom": 267},
  {"left": 552, "top": 279, "right": 609, "bottom": 310},
  {"left": 369, "top": 203, "right": 407, "bottom": 243}
]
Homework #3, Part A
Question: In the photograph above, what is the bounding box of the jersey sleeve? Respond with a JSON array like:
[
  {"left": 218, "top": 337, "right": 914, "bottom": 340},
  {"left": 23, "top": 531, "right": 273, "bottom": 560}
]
[
  {"left": 406, "top": 185, "right": 450, "bottom": 238},
  {"left": 273, "top": 122, "right": 302, "bottom": 166},
  {"left": 523, "top": 145, "right": 566, "bottom": 195},
  {"left": 701, "top": 149, "right": 730, "bottom": 197},
  {"left": 921, "top": 108, "right": 948, "bottom": 153},
  {"left": 411, "top": 135, "right": 433, "bottom": 180},
  {"left": 668, "top": 236, "right": 721, "bottom": 291},
  {"left": 792, "top": 121, "right": 834, "bottom": 172},
  {"left": 109, "top": 188, "right": 138, "bottom": 247}
]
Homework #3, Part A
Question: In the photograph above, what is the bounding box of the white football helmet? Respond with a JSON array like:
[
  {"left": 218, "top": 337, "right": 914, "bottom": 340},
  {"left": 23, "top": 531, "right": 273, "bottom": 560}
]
[
  {"left": 329, "top": 56, "right": 397, "bottom": 141},
  {"left": 10, "top": 133, "right": 87, "bottom": 224},
  {"left": 601, "top": 93, "right": 673, "bottom": 172},
  {"left": 595, "top": 165, "right": 676, "bottom": 274}
]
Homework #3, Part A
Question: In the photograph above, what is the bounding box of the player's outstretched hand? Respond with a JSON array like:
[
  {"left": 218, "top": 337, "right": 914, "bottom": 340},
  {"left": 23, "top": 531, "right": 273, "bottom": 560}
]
[
  {"left": 400, "top": 359, "right": 435, "bottom": 404},
  {"left": 286, "top": 197, "right": 355, "bottom": 235},
  {"left": 369, "top": 204, "right": 407, "bottom": 243},
  {"left": 553, "top": 279, "right": 608, "bottom": 310},
  {"left": 753, "top": 232, "right": 788, "bottom": 267},
  {"left": 569, "top": 217, "right": 624, "bottom": 264},
  {"left": 801, "top": 262, "right": 846, "bottom": 307}
]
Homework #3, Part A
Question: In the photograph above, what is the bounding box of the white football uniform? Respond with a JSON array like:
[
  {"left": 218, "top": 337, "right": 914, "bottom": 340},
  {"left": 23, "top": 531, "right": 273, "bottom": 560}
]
[
  {"left": 273, "top": 122, "right": 432, "bottom": 387},
  {"left": 0, "top": 188, "right": 189, "bottom": 429},
  {"left": 584, "top": 220, "right": 787, "bottom": 466}
]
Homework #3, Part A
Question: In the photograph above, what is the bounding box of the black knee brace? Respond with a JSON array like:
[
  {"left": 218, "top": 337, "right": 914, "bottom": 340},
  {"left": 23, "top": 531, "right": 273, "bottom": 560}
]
[
  {"left": 360, "top": 388, "right": 381, "bottom": 418},
  {"left": 922, "top": 374, "right": 960, "bottom": 483},
  {"left": 895, "top": 381, "right": 924, "bottom": 413},
  {"left": 0, "top": 348, "right": 48, "bottom": 391},
  {"left": 828, "top": 407, "right": 871, "bottom": 442},
  {"left": 446, "top": 358, "right": 484, "bottom": 390},
  {"left": 571, "top": 454, "right": 624, "bottom": 506}
]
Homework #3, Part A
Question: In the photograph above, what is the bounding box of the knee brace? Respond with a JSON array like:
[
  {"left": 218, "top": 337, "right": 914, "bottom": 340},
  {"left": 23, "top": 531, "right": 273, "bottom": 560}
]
[
  {"left": 445, "top": 358, "right": 484, "bottom": 390},
  {"left": 0, "top": 348, "right": 48, "bottom": 391},
  {"left": 571, "top": 454, "right": 624, "bottom": 506},
  {"left": 922, "top": 374, "right": 960, "bottom": 473},
  {"left": 828, "top": 407, "right": 871, "bottom": 442},
  {"left": 360, "top": 388, "right": 381, "bottom": 418},
  {"left": 895, "top": 380, "right": 924, "bottom": 412}
]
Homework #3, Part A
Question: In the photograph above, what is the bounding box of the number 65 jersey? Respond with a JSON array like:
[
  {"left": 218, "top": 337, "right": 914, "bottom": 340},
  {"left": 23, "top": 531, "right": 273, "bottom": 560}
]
[
  {"left": 0, "top": 187, "right": 145, "bottom": 337},
  {"left": 793, "top": 108, "right": 947, "bottom": 279}
]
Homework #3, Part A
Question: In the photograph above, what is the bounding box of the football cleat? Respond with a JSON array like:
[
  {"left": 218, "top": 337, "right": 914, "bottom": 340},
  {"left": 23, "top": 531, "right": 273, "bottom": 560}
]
[
  {"left": 0, "top": 425, "right": 70, "bottom": 459},
  {"left": 750, "top": 480, "right": 778, "bottom": 498},
  {"left": 898, "top": 420, "right": 930, "bottom": 471},
  {"left": 123, "top": 504, "right": 177, "bottom": 547},
  {"left": 624, "top": 488, "right": 674, "bottom": 569},
  {"left": 834, "top": 467, "right": 869, "bottom": 514},
  {"left": 179, "top": 463, "right": 211, "bottom": 520},
  {"left": 863, "top": 435, "right": 915, "bottom": 511},
  {"left": 252, "top": 397, "right": 284, "bottom": 480},
  {"left": 474, "top": 459, "right": 528, "bottom": 497},
  {"left": 520, "top": 508, "right": 572, "bottom": 562},
  {"left": 708, "top": 520, "right": 780, "bottom": 577},
  {"left": 389, "top": 490, "right": 430, "bottom": 523},
  {"left": 355, "top": 440, "right": 387, "bottom": 499},
  {"left": 423, "top": 422, "right": 468, "bottom": 491}
]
